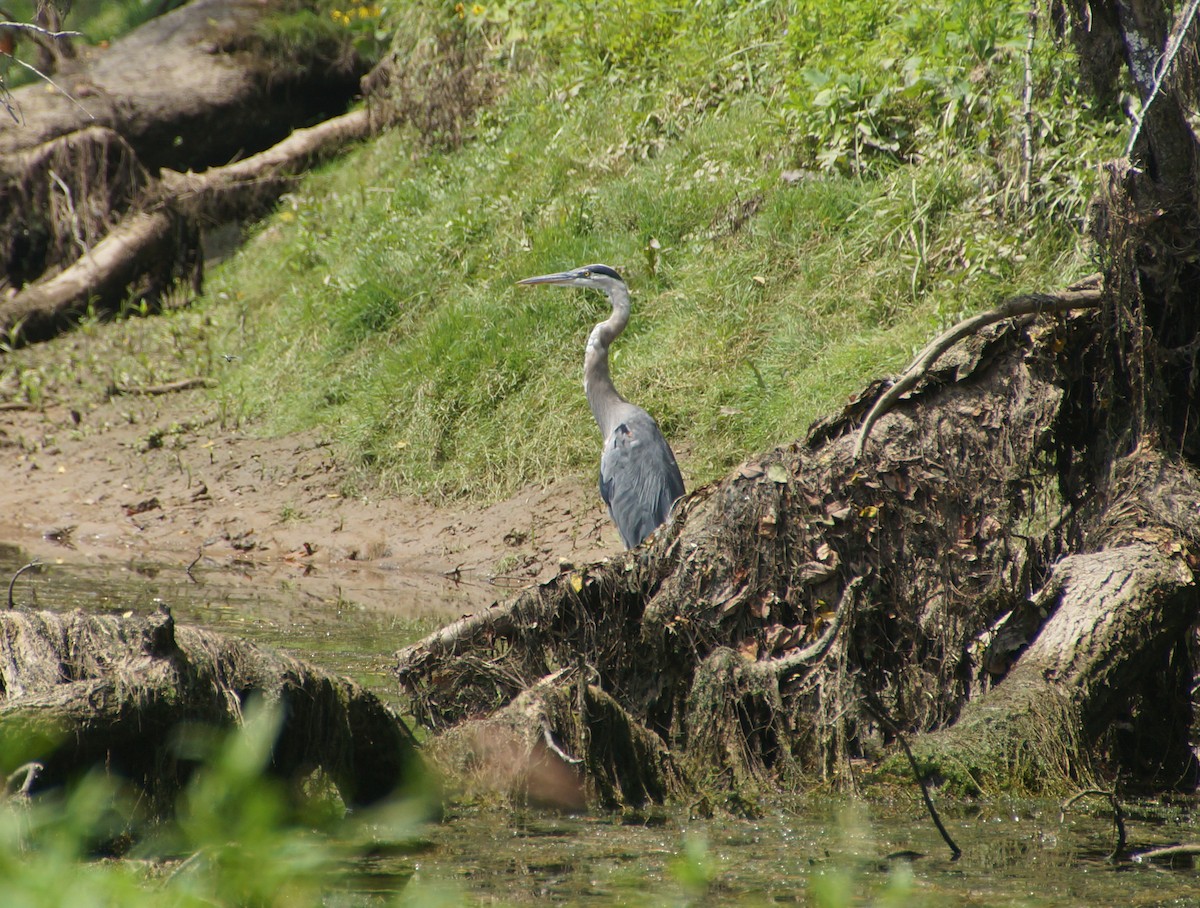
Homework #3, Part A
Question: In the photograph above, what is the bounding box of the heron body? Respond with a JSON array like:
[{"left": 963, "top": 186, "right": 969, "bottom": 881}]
[{"left": 518, "top": 264, "right": 685, "bottom": 549}]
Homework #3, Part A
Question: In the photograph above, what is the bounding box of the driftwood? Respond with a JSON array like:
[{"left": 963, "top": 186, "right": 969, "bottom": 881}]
[
  {"left": 0, "top": 0, "right": 376, "bottom": 344},
  {"left": 0, "top": 606, "right": 421, "bottom": 813}
]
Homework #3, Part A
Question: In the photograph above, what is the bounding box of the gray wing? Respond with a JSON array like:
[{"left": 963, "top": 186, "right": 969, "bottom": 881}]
[{"left": 599, "top": 408, "right": 686, "bottom": 549}]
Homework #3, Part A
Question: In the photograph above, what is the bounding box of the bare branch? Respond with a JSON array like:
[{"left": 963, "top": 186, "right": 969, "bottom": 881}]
[
  {"left": 1135, "top": 843, "right": 1200, "bottom": 861},
  {"left": 0, "top": 20, "right": 83, "bottom": 41},
  {"left": 542, "top": 720, "right": 582, "bottom": 764},
  {"left": 853, "top": 275, "right": 1103, "bottom": 459},
  {"left": 3, "top": 53, "right": 94, "bottom": 120},
  {"left": 7, "top": 559, "right": 41, "bottom": 609},
  {"left": 1061, "top": 788, "right": 1126, "bottom": 861},
  {"left": 1124, "top": 0, "right": 1200, "bottom": 157},
  {"left": 109, "top": 377, "right": 216, "bottom": 396},
  {"left": 861, "top": 690, "right": 962, "bottom": 860},
  {"left": 1020, "top": 1, "right": 1036, "bottom": 207}
]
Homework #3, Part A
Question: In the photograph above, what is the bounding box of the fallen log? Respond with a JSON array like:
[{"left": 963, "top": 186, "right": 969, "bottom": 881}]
[
  {"left": 0, "top": 0, "right": 492, "bottom": 346},
  {"left": 0, "top": 105, "right": 379, "bottom": 342},
  {"left": 0, "top": 0, "right": 374, "bottom": 344},
  {"left": 0, "top": 606, "right": 422, "bottom": 813},
  {"left": 0, "top": 208, "right": 186, "bottom": 342},
  {"left": 0, "top": 0, "right": 364, "bottom": 168}
]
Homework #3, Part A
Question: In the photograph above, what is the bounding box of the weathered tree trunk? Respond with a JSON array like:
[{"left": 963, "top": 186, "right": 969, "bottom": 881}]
[
  {"left": 0, "top": 606, "right": 422, "bottom": 813},
  {"left": 0, "top": 0, "right": 362, "bottom": 167}
]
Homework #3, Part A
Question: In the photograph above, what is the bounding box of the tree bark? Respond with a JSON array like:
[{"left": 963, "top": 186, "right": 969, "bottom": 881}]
[{"left": 0, "top": 0, "right": 362, "bottom": 169}]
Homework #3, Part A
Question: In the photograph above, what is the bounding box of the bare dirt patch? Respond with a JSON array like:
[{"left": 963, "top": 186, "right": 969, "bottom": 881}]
[{"left": 0, "top": 383, "right": 619, "bottom": 618}]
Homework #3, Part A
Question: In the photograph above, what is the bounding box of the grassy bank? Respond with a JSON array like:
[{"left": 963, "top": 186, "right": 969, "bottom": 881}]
[
  {"left": 7, "top": 0, "right": 1124, "bottom": 503},
  {"left": 209, "top": 0, "right": 1120, "bottom": 501}
]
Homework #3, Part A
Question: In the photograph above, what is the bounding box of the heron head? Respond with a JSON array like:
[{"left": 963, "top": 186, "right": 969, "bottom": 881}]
[{"left": 517, "top": 264, "right": 625, "bottom": 291}]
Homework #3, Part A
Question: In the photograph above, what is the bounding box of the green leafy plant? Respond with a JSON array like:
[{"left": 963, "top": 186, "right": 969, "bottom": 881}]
[{"left": 0, "top": 700, "right": 428, "bottom": 907}]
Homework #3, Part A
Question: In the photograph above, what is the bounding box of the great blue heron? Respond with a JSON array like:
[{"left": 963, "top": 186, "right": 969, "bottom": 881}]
[{"left": 518, "top": 264, "right": 685, "bottom": 549}]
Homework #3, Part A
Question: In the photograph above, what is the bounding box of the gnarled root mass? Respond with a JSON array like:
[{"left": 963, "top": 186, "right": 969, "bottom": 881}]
[
  {"left": 395, "top": 308, "right": 1200, "bottom": 807},
  {"left": 0, "top": 606, "right": 421, "bottom": 814}
]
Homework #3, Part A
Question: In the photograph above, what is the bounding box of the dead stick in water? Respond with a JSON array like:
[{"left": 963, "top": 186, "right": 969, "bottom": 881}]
[
  {"left": 861, "top": 690, "right": 962, "bottom": 860},
  {"left": 7, "top": 560, "right": 41, "bottom": 609}
]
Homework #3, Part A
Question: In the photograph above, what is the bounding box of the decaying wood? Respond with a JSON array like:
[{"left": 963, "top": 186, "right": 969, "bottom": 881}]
[
  {"left": 159, "top": 106, "right": 377, "bottom": 222},
  {"left": 0, "top": 105, "right": 381, "bottom": 342},
  {"left": 423, "top": 675, "right": 684, "bottom": 810},
  {"left": 397, "top": 283, "right": 1200, "bottom": 805},
  {"left": 0, "top": 208, "right": 184, "bottom": 341},
  {"left": 0, "top": 606, "right": 421, "bottom": 813},
  {"left": 0, "top": 0, "right": 378, "bottom": 344},
  {"left": 396, "top": 311, "right": 1095, "bottom": 801},
  {"left": 393, "top": 0, "right": 1200, "bottom": 810},
  {"left": 109, "top": 376, "right": 217, "bottom": 396}
]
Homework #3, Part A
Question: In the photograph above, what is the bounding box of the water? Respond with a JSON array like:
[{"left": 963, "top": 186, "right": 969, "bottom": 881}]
[
  {"left": 0, "top": 546, "right": 472, "bottom": 708},
  {"left": 403, "top": 801, "right": 1200, "bottom": 905},
  {"left": 3, "top": 549, "right": 1198, "bottom": 906}
]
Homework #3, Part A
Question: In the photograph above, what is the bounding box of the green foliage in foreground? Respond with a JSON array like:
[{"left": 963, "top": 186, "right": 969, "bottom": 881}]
[
  {"left": 0, "top": 703, "right": 432, "bottom": 907},
  {"left": 213, "top": 1, "right": 1119, "bottom": 499},
  {"left": 0, "top": 707, "right": 921, "bottom": 907}
]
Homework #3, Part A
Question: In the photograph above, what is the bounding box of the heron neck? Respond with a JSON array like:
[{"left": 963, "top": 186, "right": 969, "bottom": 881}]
[{"left": 584, "top": 282, "right": 631, "bottom": 438}]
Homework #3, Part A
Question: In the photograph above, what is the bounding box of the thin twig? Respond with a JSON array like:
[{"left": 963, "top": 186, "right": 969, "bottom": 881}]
[
  {"left": 1020, "top": 1, "right": 1037, "bottom": 207},
  {"left": 1134, "top": 843, "right": 1200, "bottom": 861},
  {"left": 542, "top": 720, "right": 582, "bottom": 764},
  {"left": 1061, "top": 788, "right": 1126, "bottom": 861},
  {"left": 110, "top": 377, "right": 216, "bottom": 396},
  {"left": 185, "top": 548, "right": 204, "bottom": 584},
  {"left": 48, "top": 168, "right": 88, "bottom": 257},
  {"left": 1124, "top": 0, "right": 1200, "bottom": 157},
  {"left": 0, "top": 20, "right": 83, "bottom": 41},
  {"left": 861, "top": 692, "right": 962, "bottom": 859},
  {"left": 853, "top": 278, "right": 1103, "bottom": 459},
  {"left": 4, "top": 53, "right": 94, "bottom": 120},
  {"left": 7, "top": 559, "right": 41, "bottom": 609}
]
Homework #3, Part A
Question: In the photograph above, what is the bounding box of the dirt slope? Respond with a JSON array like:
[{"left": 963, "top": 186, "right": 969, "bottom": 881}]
[{"left": 0, "top": 383, "right": 620, "bottom": 617}]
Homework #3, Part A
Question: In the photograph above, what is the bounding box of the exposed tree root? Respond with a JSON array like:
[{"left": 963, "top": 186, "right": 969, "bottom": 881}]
[
  {"left": 396, "top": 277, "right": 1200, "bottom": 807},
  {"left": 0, "top": 0, "right": 388, "bottom": 345},
  {"left": 0, "top": 208, "right": 193, "bottom": 342},
  {"left": 0, "top": 606, "right": 422, "bottom": 814},
  {"left": 422, "top": 674, "right": 683, "bottom": 810},
  {"left": 0, "top": 1, "right": 499, "bottom": 347},
  {"left": 853, "top": 274, "right": 1103, "bottom": 459},
  {"left": 1061, "top": 789, "right": 1126, "bottom": 861}
]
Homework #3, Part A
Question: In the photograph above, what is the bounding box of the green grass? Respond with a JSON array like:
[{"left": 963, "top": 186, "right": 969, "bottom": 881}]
[
  {"left": 213, "top": 0, "right": 1119, "bottom": 501},
  {"left": 0, "top": 701, "right": 435, "bottom": 907},
  {"left": 9, "top": 0, "right": 1124, "bottom": 503}
]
